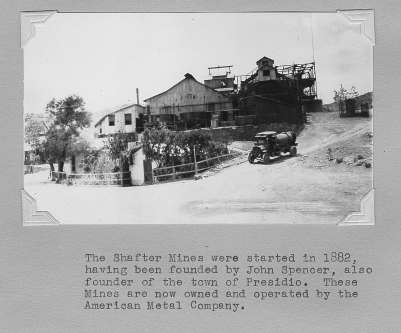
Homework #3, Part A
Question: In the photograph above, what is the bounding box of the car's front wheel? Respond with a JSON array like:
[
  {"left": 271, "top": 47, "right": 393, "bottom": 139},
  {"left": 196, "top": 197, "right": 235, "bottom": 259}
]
[
  {"left": 263, "top": 153, "right": 270, "bottom": 164},
  {"left": 248, "top": 153, "right": 255, "bottom": 164}
]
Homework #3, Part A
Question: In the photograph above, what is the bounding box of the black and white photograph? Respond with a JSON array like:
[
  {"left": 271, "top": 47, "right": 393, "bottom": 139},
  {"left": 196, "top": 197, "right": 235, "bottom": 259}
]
[{"left": 23, "top": 12, "right": 373, "bottom": 225}]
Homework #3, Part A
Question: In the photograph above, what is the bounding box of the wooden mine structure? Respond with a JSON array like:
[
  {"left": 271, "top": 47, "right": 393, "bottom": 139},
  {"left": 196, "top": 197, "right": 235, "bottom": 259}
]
[{"left": 237, "top": 58, "right": 321, "bottom": 124}]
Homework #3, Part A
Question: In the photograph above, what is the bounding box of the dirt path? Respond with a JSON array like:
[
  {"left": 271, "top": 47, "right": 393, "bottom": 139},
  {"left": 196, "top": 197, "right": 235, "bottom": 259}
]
[{"left": 24, "top": 112, "right": 373, "bottom": 224}]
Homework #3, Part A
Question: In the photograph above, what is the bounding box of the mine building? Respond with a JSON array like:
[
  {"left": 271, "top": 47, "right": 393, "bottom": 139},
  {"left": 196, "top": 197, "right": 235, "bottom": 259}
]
[
  {"left": 143, "top": 56, "right": 321, "bottom": 129},
  {"left": 237, "top": 56, "right": 322, "bottom": 125},
  {"left": 143, "top": 73, "right": 235, "bottom": 129}
]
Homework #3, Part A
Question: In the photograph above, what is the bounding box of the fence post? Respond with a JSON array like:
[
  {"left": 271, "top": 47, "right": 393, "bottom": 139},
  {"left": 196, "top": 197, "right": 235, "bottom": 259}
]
[
  {"left": 173, "top": 167, "right": 176, "bottom": 180},
  {"left": 193, "top": 145, "right": 198, "bottom": 175}
]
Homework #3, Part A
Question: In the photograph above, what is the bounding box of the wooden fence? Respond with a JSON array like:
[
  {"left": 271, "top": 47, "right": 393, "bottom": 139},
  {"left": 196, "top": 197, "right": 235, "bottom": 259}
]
[
  {"left": 51, "top": 171, "right": 131, "bottom": 186},
  {"left": 152, "top": 151, "right": 240, "bottom": 182}
]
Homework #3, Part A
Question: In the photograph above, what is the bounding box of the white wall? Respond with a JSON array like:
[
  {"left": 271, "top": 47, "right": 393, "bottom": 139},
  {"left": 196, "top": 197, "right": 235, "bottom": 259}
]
[
  {"left": 129, "top": 148, "right": 145, "bottom": 185},
  {"left": 258, "top": 68, "right": 276, "bottom": 81},
  {"left": 95, "top": 105, "right": 145, "bottom": 136}
]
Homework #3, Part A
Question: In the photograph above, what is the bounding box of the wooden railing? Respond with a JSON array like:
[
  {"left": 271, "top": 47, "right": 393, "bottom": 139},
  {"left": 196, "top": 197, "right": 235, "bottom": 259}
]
[
  {"left": 152, "top": 151, "right": 241, "bottom": 182},
  {"left": 51, "top": 171, "right": 131, "bottom": 186}
]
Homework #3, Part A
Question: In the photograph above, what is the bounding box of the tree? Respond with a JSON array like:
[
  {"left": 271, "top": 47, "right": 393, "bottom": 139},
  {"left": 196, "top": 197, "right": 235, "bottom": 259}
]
[
  {"left": 103, "top": 130, "right": 138, "bottom": 171},
  {"left": 333, "top": 85, "right": 360, "bottom": 111},
  {"left": 24, "top": 113, "right": 48, "bottom": 148},
  {"left": 67, "top": 136, "right": 92, "bottom": 158},
  {"left": 24, "top": 113, "right": 52, "bottom": 164},
  {"left": 43, "top": 95, "right": 92, "bottom": 172},
  {"left": 41, "top": 125, "right": 69, "bottom": 172}
]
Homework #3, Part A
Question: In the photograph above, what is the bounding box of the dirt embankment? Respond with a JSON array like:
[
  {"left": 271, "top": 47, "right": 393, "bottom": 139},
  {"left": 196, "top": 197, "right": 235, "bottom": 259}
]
[{"left": 296, "top": 112, "right": 373, "bottom": 170}]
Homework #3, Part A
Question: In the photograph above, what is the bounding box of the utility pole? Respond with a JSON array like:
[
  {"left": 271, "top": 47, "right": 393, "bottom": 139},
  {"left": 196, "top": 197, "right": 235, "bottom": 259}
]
[{"left": 173, "top": 103, "right": 176, "bottom": 131}]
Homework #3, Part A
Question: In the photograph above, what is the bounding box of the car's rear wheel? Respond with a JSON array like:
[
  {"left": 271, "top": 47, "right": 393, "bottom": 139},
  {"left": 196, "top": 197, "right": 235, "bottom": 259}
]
[
  {"left": 248, "top": 153, "right": 255, "bottom": 164},
  {"left": 263, "top": 153, "right": 270, "bottom": 164}
]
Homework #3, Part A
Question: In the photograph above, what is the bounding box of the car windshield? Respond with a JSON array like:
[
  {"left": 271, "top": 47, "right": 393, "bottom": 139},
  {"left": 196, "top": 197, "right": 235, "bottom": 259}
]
[{"left": 255, "top": 138, "right": 265, "bottom": 145}]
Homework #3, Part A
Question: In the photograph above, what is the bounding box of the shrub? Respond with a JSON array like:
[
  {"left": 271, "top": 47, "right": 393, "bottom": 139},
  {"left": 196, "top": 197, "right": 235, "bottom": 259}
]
[
  {"left": 93, "top": 153, "right": 116, "bottom": 174},
  {"left": 79, "top": 149, "right": 101, "bottom": 173},
  {"left": 142, "top": 128, "right": 226, "bottom": 169}
]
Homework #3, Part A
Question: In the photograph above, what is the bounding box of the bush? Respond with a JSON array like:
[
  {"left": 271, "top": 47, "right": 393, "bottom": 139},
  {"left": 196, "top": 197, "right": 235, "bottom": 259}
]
[
  {"left": 94, "top": 153, "right": 116, "bottom": 174},
  {"left": 78, "top": 149, "right": 119, "bottom": 174},
  {"left": 142, "top": 128, "right": 226, "bottom": 169}
]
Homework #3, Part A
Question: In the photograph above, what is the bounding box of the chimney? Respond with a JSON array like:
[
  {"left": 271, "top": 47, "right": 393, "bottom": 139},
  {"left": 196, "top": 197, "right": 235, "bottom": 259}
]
[{"left": 136, "top": 88, "right": 139, "bottom": 105}]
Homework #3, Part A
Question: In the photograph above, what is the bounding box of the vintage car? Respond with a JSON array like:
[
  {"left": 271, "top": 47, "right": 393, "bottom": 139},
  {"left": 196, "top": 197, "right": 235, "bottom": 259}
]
[{"left": 248, "top": 131, "right": 298, "bottom": 164}]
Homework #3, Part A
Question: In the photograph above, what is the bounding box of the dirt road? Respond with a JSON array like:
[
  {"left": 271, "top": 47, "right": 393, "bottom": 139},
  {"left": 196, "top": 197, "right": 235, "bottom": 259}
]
[{"left": 24, "top": 112, "right": 373, "bottom": 225}]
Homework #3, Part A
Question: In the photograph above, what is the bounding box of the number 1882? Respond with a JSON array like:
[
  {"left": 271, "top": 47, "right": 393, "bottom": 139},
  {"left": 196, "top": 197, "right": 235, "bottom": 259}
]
[{"left": 323, "top": 252, "right": 351, "bottom": 262}]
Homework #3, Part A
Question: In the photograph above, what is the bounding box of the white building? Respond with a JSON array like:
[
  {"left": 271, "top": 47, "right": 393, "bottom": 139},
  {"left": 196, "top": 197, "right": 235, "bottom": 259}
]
[{"left": 94, "top": 103, "right": 145, "bottom": 138}]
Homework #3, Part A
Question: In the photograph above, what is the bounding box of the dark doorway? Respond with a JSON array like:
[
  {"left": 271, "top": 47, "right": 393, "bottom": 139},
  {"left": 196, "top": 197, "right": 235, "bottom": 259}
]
[
  {"left": 143, "top": 160, "right": 153, "bottom": 184},
  {"left": 221, "top": 111, "right": 228, "bottom": 121}
]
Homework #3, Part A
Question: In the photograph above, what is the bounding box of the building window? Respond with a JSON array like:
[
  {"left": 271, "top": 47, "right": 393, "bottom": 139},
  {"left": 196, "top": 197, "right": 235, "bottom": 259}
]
[
  {"left": 125, "top": 114, "right": 132, "bottom": 125},
  {"left": 100, "top": 128, "right": 102, "bottom": 134},
  {"left": 208, "top": 103, "right": 215, "bottom": 111},
  {"left": 263, "top": 70, "right": 270, "bottom": 77},
  {"left": 108, "top": 115, "right": 115, "bottom": 126}
]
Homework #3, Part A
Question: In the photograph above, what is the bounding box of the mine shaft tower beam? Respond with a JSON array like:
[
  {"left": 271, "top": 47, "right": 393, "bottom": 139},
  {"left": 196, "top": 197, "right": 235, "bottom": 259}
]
[
  {"left": 208, "top": 65, "right": 233, "bottom": 76},
  {"left": 275, "top": 62, "right": 317, "bottom": 99}
]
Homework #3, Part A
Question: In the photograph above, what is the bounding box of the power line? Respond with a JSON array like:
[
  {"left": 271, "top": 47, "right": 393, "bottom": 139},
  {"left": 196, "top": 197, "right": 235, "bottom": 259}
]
[{"left": 310, "top": 12, "right": 318, "bottom": 99}]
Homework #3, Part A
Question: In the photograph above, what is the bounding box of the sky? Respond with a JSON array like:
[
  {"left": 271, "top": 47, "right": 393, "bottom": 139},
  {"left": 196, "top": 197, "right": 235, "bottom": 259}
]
[{"left": 24, "top": 12, "right": 373, "bottom": 116}]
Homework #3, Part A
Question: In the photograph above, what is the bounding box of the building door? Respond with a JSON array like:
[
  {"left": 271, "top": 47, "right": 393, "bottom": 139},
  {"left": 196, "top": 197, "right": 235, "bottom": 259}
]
[
  {"left": 221, "top": 111, "right": 228, "bottom": 121},
  {"left": 121, "top": 159, "right": 131, "bottom": 186},
  {"left": 143, "top": 160, "right": 153, "bottom": 184}
]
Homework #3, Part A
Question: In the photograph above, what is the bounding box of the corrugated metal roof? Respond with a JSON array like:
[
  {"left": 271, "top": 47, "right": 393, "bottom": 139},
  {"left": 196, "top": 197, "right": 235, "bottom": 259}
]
[
  {"left": 257, "top": 56, "right": 274, "bottom": 64},
  {"left": 144, "top": 74, "right": 233, "bottom": 102}
]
